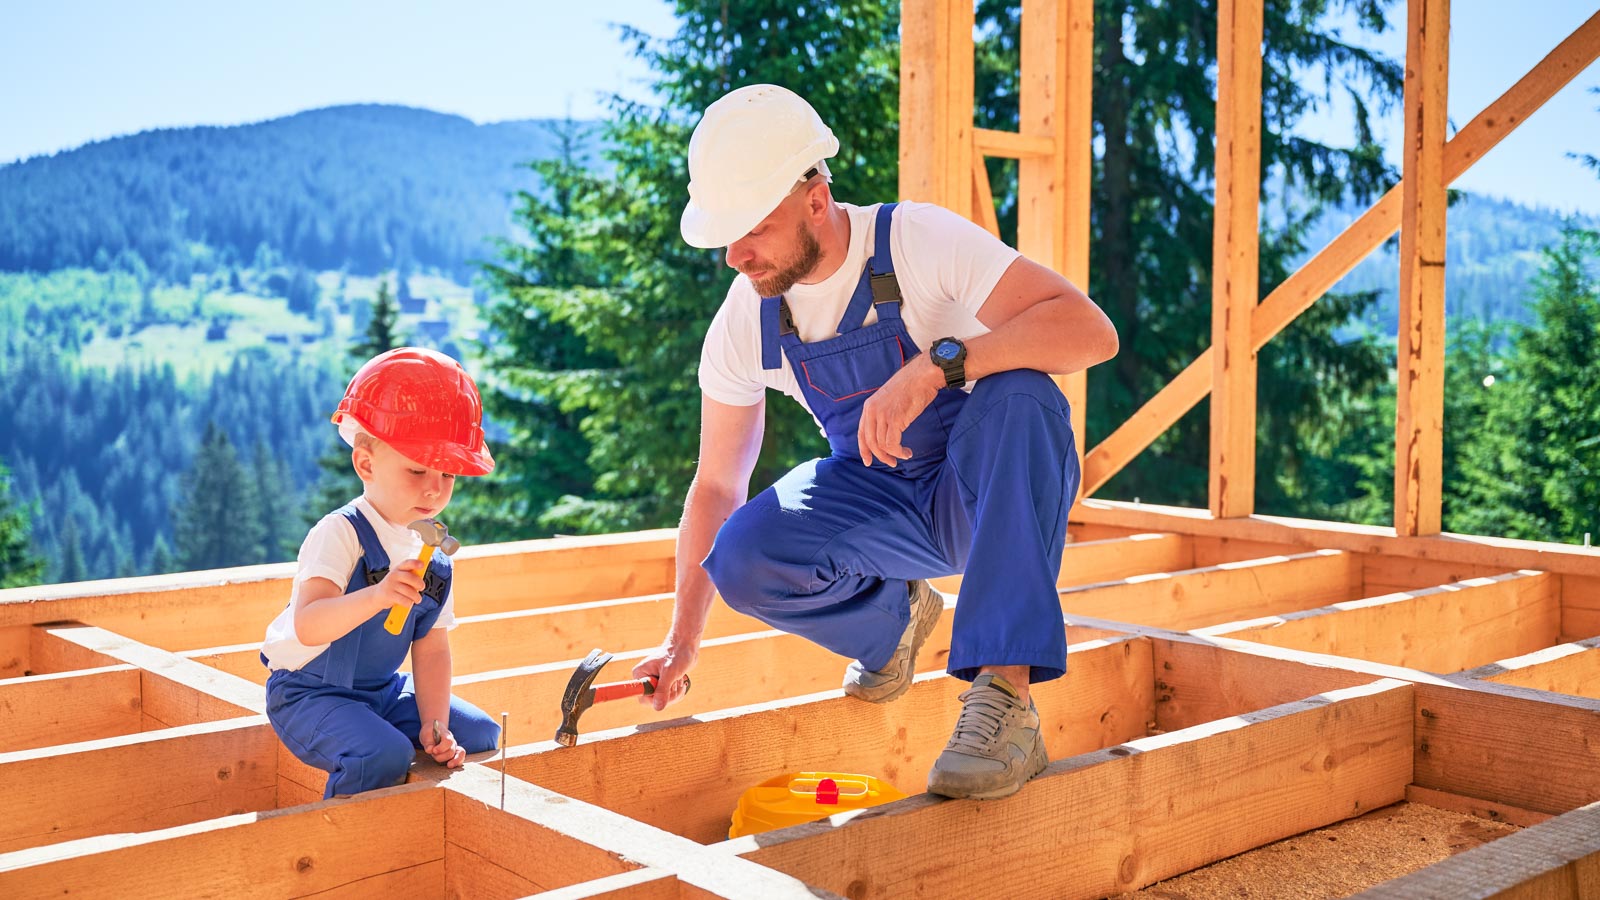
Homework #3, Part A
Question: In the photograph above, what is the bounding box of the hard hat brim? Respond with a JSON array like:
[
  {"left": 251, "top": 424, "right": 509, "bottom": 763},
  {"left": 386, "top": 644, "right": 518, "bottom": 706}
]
[
  {"left": 680, "top": 195, "right": 777, "bottom": 250},
  {"left": 386, "top": 435, "right": 497, "bottom": 477}
]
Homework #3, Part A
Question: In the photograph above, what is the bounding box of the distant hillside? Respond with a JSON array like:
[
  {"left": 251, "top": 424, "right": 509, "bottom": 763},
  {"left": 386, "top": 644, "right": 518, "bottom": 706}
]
[
  {"left": 1306, "top": 192, "right": 1600, "bottom": 334},
  {"left": 0, "top": 105, "right": 598, "bottom": 281}
]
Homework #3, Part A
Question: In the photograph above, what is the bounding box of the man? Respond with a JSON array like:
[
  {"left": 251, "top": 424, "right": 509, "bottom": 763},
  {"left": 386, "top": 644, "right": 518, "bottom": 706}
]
[{"left": 634, "top": 84, "right": 1118, "bottom": 800}]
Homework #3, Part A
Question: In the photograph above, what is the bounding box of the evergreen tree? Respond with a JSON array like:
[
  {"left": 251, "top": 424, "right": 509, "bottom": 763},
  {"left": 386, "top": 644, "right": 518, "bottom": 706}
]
[
  {"left": 174, "top": 422, "right": 266, "bottom": 570},
  {"left": 56, "top": 517, "right": 86, "bottom": 584},
  {"left": 252, "top": 440, "right": 299, "bottom": 562},
  {"left": 0, "top": 460, "right": 45, "bottom": 588},
  {"left": 1455, "top": 226, "right": 1600, "bottom": 541},
  {"left": 483, "top": 1, "right": 899, "bottom": 533},
  {"left": 975, "top": 0, "right": 1400, "bottom": 512}
]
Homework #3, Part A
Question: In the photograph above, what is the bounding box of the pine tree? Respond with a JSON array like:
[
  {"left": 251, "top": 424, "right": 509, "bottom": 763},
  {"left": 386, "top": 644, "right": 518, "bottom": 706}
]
[
  {"left": 174, "top": 422, "right": 267, "bottom": 570},
  {"left": 0, "top": 460, "right": 45, "bottom": 588},
  {"left": 482, "top": 1, "right": 899, "bottom": 533}
]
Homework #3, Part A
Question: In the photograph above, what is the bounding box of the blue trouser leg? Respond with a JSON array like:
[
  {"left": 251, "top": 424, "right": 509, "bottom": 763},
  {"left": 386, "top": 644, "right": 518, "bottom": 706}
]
[
  {"left": 268, "top": 672, "right": 501, "bottom": 799},
  {"left": 703, "top": 457, "right": 961, "bottom": 671},
  {"left": 942, "top": 369, "right": 1078, "bottom": 684}
]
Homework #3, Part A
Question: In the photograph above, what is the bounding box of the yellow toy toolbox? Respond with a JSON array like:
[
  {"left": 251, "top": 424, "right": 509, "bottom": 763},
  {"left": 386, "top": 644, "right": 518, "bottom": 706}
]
[{"left": 728, "top": 771, "right": 906, "bottom": 839}]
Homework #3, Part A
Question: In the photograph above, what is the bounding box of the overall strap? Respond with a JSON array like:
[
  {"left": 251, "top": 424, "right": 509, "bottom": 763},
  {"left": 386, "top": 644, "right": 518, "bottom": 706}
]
[
  {"left": 759, "top": 294, "right": 794, "bottom": 370},
  {"left": 316, "top": 504, "right": 392, "bottom": 689},
  {"left": 836, "top": 202, "right": 903, "bottom": 333}
]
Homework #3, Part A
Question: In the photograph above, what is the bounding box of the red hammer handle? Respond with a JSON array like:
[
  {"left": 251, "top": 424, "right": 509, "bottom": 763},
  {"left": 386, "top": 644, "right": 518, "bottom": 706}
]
[{"left": 592, "top": 676, "right": 657, "bottom": 704}]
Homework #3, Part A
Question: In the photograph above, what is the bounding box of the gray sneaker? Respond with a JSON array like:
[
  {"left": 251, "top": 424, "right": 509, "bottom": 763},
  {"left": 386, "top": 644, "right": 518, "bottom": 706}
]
[
  {"left": 926, "top": 673, "right": 1048, "bottom": 800},
  {"left": 842, "top": 579, "right": 945, "bottom": 704}
]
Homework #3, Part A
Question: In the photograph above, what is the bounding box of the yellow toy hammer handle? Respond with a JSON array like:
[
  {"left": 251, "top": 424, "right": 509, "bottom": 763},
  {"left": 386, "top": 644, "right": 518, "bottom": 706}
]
[{"left": 382, "top": 545, "right": 437, "bottom": 635}]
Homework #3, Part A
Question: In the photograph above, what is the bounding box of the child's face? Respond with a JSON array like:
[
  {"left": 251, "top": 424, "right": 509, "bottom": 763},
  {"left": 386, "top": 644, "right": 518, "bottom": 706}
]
[{"left": 353, "top": 440, "right": 457, "bottom": 526}]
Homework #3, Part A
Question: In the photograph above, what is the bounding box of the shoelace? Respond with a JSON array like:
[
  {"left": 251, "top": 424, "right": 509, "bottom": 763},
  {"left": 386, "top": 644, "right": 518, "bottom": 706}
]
[{"left": 944, "top": 686, "right": 1021, "bottom": 755}]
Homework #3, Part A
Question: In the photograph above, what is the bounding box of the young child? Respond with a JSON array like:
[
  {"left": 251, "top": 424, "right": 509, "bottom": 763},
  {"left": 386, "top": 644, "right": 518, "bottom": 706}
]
[{"left": 262, "top": 346, "right": 501, "bottom": 798}]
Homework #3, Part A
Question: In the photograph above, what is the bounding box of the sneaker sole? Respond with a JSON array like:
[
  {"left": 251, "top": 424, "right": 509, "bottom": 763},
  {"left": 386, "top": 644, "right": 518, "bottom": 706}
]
[{"left": 844, "top": 582, "right": 945, "bottom": 704}]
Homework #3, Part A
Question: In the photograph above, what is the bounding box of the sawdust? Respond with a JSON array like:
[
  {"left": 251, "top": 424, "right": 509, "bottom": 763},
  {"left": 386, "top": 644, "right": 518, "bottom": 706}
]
[{"left": 1115, "top": 801, "right": 1519, "bottom": 899}]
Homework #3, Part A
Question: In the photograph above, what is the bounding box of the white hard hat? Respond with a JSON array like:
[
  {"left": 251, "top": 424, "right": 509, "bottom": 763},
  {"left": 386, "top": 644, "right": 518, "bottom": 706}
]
[{"left": 680, "top": 84, "right": 840, "bottom": 249}]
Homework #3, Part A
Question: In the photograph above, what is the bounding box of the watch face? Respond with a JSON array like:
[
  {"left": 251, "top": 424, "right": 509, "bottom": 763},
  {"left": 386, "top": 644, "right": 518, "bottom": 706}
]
[{"left": 933, "top": 341, "right": 960, "bottom": 361}]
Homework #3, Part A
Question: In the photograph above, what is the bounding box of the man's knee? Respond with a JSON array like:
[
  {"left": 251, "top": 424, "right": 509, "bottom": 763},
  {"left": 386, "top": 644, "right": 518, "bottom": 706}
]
[
  {"left": 967, "top": 368, "right": 1067, "bottom": 411},
  {"left": 703, "top": 501, "right": 814, "bottom": 615}
]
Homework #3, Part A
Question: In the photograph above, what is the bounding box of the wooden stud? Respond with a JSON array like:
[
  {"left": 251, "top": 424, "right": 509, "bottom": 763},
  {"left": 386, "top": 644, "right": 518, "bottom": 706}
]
[
  {"left": 735, "top": 680, "right": 1413, "bottom": 899},
  {"left": 1562, "top": 573, "right": 1600, "bottom": 641},
  {"left": 899, "top": 0, "right": 975, "bottom": 216},
  {"left": 1465, "top": 636, "right": 1600, "bottom": 700},
  {"left": 972, "top": 127, "right": 1054, "bottom": 159},
  {"left": 0, "top": 783, "right": 441, "bottom": 897},
  {"left": 1198, "top": 570, "right": 1559, "bottom": 674},
  {"left": 970, "top": 154, "right": 1002, "bottom": 239},
  {"left": 1209, "top": 0, "right": 1264, "bottom": 519},
  {"left": 1150, "top": 634, "right": 1385, "bottom": 732},
  {"left": 0, "top": 667, "right": 141, "bottom": 753}
]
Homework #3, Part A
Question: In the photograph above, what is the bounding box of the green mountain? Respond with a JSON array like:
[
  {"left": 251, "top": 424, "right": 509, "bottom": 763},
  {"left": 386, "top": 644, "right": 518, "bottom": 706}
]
[{"left": 0, "top": 104, "right": 594, "bottom": 282}]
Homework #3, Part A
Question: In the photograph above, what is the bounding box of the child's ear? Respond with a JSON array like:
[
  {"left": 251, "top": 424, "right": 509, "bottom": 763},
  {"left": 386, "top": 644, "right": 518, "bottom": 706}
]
[{"left": 351, "top": 447, "right": 374, "bottom": 482}]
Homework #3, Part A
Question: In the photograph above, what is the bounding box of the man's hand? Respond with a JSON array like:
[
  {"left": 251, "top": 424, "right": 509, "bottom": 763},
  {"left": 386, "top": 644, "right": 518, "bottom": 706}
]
[
  {"left": 857, "top": 354, "right": 943, "bottom": 467},
  {"left": 632, "top": 640, "right": 698, "bottom": 712}
]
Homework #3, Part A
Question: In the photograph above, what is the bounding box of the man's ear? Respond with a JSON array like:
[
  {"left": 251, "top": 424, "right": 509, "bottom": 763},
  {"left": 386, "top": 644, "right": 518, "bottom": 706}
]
[{"left": 804, "top": 181, "right": 831, "bottom": 222}]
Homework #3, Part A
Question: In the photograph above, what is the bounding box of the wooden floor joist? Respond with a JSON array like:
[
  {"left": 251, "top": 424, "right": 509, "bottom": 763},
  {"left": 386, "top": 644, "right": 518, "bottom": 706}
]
[{"left": 1462, "top": 635, "right": 1600, "bottom": 699}]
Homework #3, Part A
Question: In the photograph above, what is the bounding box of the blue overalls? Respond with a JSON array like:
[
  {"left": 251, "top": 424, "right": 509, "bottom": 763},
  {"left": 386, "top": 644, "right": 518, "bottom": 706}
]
[
  {"left": 265, "top": 505, "right": 500, "bottom": 798},
  {"left": 703, "top": 203, "right": 1080, "bottom": 684}
]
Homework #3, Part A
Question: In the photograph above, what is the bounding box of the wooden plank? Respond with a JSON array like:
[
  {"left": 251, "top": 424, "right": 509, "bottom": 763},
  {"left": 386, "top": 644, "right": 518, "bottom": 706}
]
[
  {"left": 1361, "top": 553, "right": 1499, "bottom": 597},
  {"left": 1080, "top": 12, "right": 1600, "bottom": 502},
  {"left": 1394, "top": 0, "right": 1450, "bottom": 537},
  {"left": 139, "top": 667, "right": 258, "bottom": 728},
  {"left": 1468, "top": 636, "right": 1600, "bottom": 700},
  {"left": 1059, "top": 549, "right": 1359, "bottom": 631},
  {"left": 1209, "top": 0, "right": 1263, "bottom": 520},
  {"left": 445, "top": 786, "right": 638, "bottom": 892},
  {"left": 970, "top": 155, "right": 1001, "bottom": 238},
  {"left": 0, "top": 783, "right": 440, "bottom": 898},
  {"left": 0, "top": 717, "right": 277, "bottom": 852},
  {"left": 44, "top": 624, "right": 265, "bottom": 715},
  {"left": 182, "top": 642, "right": 267, "bottom": 684},
  {"left": 446, "top": 841, "right": 544, "bottom": 897},
  {"left": 934, "top": 532, "right": 1193, "bottom": 595},
  {"left": 1150, "top": 634, "right": 1382, "bottom": 732},
  {"left": 0, "top": 666, "right": 142, "bottom": 752},
  {"left": 1199, "top": 571, "right": 1560, "bottom": 674},
  {"left": 526, "top": 868, "right": 687, "bottom": 900},
  {"left": 0, "top": 625, "right": 23, "bottom": 678},
  {"left": 506, "top": 638, "right": 1153, "bottom": 844},
  {"left": 1414, "top": 680, "right": 1600, "bottom": 815},
  {"left": 1073, "top": 498, "right": 1600, "bottom": 578},
  {"left": 29, "top": 623, "right": 120, "bottom": 674},
  {"left": 1352, "top": 800, "right": 1600, "bottom": 900},
  {"left": 735, "top": 680, "right": 1413, "bottom": 899},
  {"left": 438, "top": 764, "right": 823, "bottom": 899},
  {"left": 973, "top": 127, "right": 1054, "bottom": 159},
  {"left": 1189, "top": 535, "right": 1305, "bottom": 567},
  {"left": 899, "top": 0, "right": 975, "bottom": 216},
  {"left": 1562, "top": 573, "right": 1600, "bottom": 641},
  {"left": 317, "top": 860, "right": 444, "bottom": 899},
  {"left": 1404, "top": 785, "right": 1553, "bottom": 828}
]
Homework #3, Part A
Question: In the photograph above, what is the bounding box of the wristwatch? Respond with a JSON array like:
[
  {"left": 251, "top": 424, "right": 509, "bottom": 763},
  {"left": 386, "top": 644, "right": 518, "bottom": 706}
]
[{"left": 929, "top": 336, "right": 967, "bottom": 388}]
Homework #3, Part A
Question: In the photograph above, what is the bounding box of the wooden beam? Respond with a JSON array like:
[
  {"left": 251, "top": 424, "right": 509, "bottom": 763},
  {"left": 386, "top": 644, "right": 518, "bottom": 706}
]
[
  {"left": 505, "top": 638, "right": 1153, "bottom": 844},
  {"left": 1563, "top": 573, "right": 1600, "bottom": 641},
  {"left": 1404, "top": 785, "right": 1553, "bottom": 828},
  {"left": 1209, "top": 0, "right": 1264, "bottom": 519},
  {"left": 0, "top": 666, "right": 141, "bottom": 752},
  {"left": 0, "top": 624, "right": 23, "bottom": 679},
  {"left": 1079, "top": 11, "right": 1600, "bottom": 500},
  {"left": 899, "top": 0, "right": 975, "bottom": 216},
  {"left": 0, "top": 717, "right": 277, "bottom": 853},
  {"left": 1414, "top": 680, "right": 1600, "bottom": 815},
  {"left": 444, "top": 780, "right": 641, "bottom": 892},
  {"left": 1355, "top": 800, "right": 1600, "bottom": 899},
  {"left": 1059, "top": 549, "right": 1360, "bottom": 631},
  {"left": 1394, "top": 0, "right": 1450, "bottom": 537},
  {"left": 734, "top": 680, "right": 1413, "bottom": 898},
  {"left": 526, "top": 868, "right": 689, "bottom": 900},
  {"left": 1074, "top": 498, "right": 1600, "bottom": 578},
  {"left": 1150, "top": 634, "right": 1383, "bottom": 732},
  {"left": 970, "top": 155, "right": 1002, "bottom": 239},
  {"left": 934, "top": 532, "right": 1194, "bottom": 594},
  {"left": 1359, "top": 553, "right": 1498, "bottom": 596},
  {"left": 1197, "top": 570, "right": 1559, "bottom": 674},
  {"left": 1464, "top": 635, "right": 1600, "bottom": 700},
  {"left": 972, "top": 127, "right": 1054, "bottom": 159},
  {"left": 29, "top": 623, "right": 121, "bottom": 674},
  {"left": 44, "top": 624, "right": 263, "bottom": 715},
  {"left": 0, "top": 782, "right": 440, "bottom": 897},
  {"left": 439, "top": 764, "right": 827, "bottom": 898}
]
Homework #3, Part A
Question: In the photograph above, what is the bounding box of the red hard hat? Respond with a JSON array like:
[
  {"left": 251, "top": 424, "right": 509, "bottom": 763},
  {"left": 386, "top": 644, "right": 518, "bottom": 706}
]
[{"left": 331, "top": 347, "right": 495, "bottom": 476}]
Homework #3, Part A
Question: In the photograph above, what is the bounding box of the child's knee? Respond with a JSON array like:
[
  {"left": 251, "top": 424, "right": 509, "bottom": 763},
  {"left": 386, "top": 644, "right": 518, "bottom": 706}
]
[{"left": 451, "top": 707, "right": 502, "bottom": 753}]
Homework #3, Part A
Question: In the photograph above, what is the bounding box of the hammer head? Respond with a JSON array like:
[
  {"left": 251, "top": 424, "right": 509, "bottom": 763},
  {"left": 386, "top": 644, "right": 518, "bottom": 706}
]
[
  {"left": 554, "top": 648, "right": 611, "bottom": 747},
  {"left": 407, "top": 518, "right": 457, "bottom": 555}
]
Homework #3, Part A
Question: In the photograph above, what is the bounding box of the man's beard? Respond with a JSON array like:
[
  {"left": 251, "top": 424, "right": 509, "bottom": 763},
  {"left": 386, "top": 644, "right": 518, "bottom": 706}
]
[{"left": 749, "top": 222, "right": 823, "bottom": 298}]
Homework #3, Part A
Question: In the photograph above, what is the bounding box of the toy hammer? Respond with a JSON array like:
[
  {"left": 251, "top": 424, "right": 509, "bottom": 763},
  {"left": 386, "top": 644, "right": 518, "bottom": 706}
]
[
  {"left": 383, "top": 518, "right": 460, "bottom": 635},
  {"left": 553, "top": 648, "right": 690, "bottom": 747}
]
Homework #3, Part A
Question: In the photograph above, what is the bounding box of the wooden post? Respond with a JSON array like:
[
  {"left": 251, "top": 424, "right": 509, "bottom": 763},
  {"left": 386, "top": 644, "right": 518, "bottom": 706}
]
[
  {"left": 1019, "top": 0, "right": 1094, "bottom": 473},
  {"left": 1395, "top": 0, "right": 1450, "bottom": 537},
  {"left": 1209, "top": 0, "right": 1263, "bottom": 518},
  {"left": 899, "top": 0, "right": 975, "bottom": 216}
]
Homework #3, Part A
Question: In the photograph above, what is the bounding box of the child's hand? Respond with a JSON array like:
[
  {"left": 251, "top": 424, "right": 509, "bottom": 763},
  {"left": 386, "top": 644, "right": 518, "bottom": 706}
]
[
  {"left": 421, "top": 721, "right": 466, "bottom": 768},
  {"left": 371, "top": 561, "right": 425, "bottom": 613}
]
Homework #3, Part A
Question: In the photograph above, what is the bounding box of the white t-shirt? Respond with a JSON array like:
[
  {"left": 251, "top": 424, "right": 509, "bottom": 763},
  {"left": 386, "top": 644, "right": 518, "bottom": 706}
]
[
  {"left": 698, "top": 201, "right": 1022, "bottom": 424},
  {"left": 261, "top": 495, "right": 458, "bottom": 671}
]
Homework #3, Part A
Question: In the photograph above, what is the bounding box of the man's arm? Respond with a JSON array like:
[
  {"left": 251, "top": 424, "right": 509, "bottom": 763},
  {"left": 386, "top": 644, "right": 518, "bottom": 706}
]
[
  {"left": 632, "top": 393, "right": 766, "bottom": 709},
  {"left": 859, "top": 255, "right": 1118, "bottom": 467}
]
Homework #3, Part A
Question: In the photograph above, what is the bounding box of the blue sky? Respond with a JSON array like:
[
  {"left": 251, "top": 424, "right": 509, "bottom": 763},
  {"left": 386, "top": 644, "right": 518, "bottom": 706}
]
[{"left": 3, "top": 1, "right": 1597, "bottom": 212}]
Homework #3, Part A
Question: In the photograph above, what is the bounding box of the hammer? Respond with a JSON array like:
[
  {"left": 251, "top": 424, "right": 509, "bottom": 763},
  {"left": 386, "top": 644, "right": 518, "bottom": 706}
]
[
  {"left": 383, "top": 518, "right": 461, "bottom": 635},
  {"left": 554, "top": 648, "right": 691, "bottom": 747}
]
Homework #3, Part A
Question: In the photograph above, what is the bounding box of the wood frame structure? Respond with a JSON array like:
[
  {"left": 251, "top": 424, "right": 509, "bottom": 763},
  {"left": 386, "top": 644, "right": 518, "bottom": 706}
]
[{"left": 3, "top": 2, "right": 1599, "bottom": 897}]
